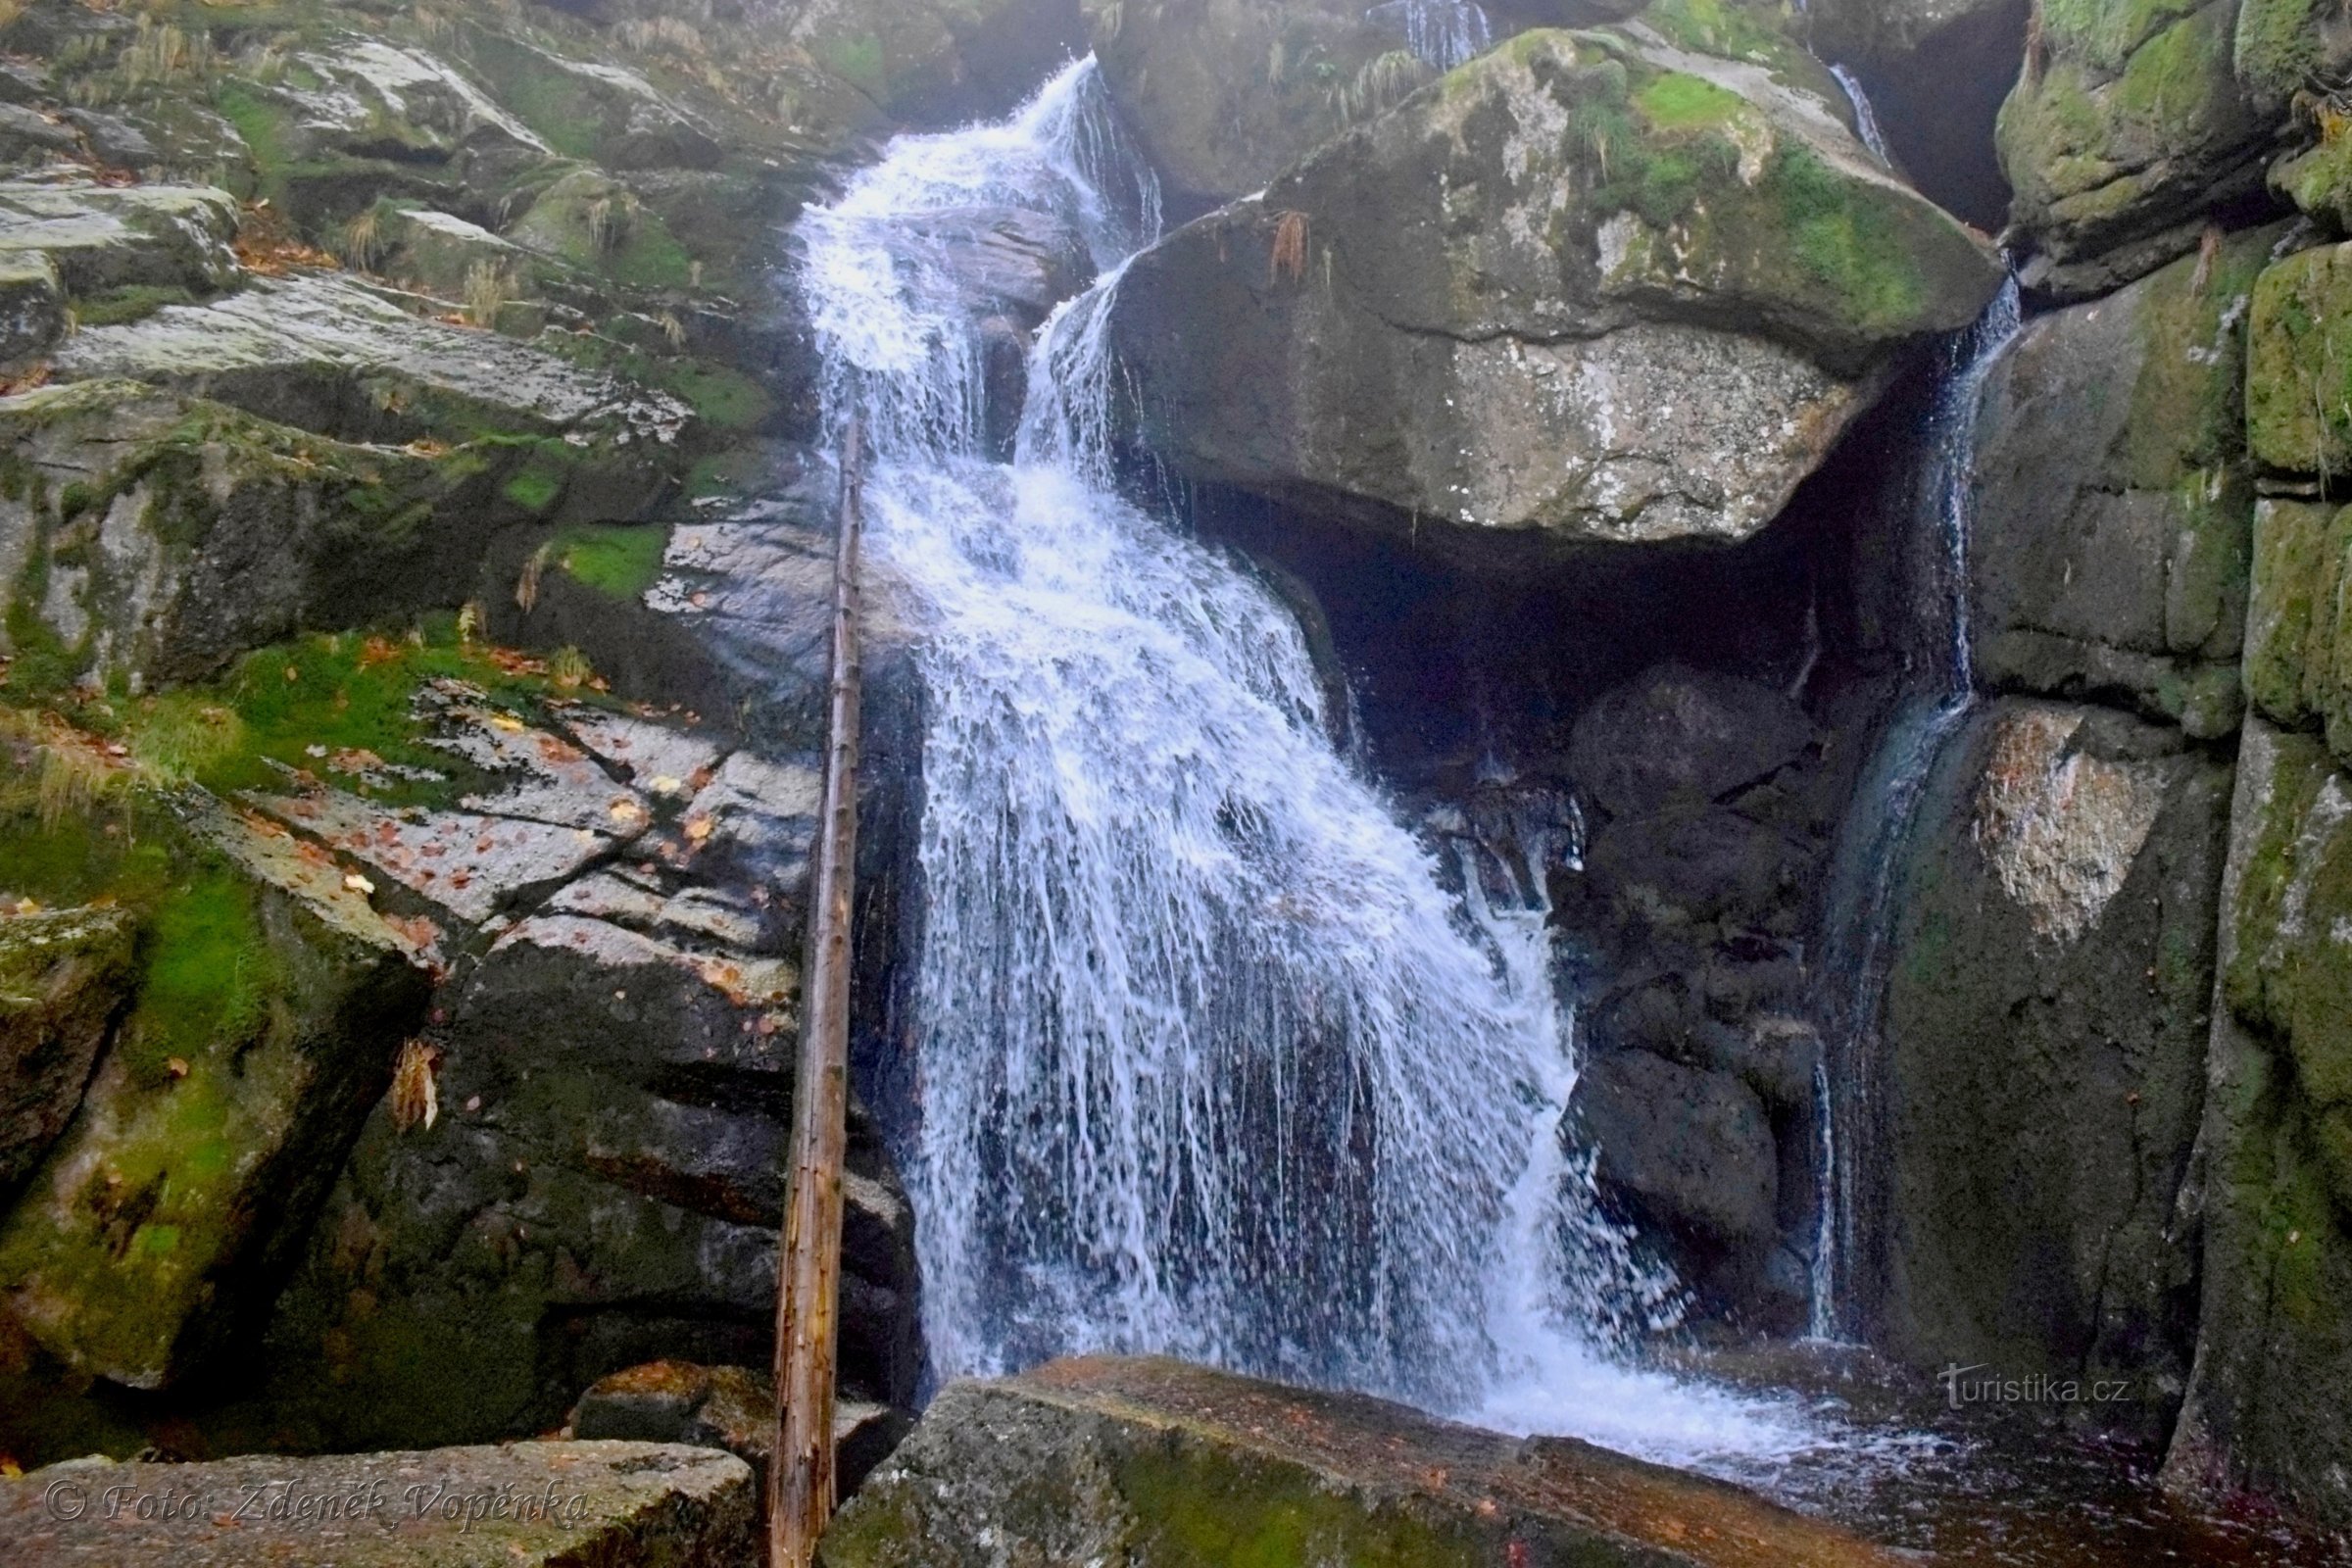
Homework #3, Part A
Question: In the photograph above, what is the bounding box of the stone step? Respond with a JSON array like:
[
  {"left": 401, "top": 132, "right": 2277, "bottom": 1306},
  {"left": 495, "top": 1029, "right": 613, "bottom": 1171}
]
[{"left": 2, "top": 1441, "right": 754, "bottom": 1567}]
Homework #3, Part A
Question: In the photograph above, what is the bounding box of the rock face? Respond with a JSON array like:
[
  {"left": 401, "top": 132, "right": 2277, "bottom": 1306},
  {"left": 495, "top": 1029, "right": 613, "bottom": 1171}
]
[
  {"left": 2162, "top": 481, "right": 2352, "bottom": 1518},
  {"left": 0, "top": 907, "right": 133, "bottom": 1191},
  {"left": 0, "top": 1441, "right": 755, "bottom": 1567},
  {"left": 1968, "top": 224, "right": 2272, "bottom": 739},
  {"left": 1876, "top": 700, "right": 2230, "bottom": 1434},
  {"left": 1995, "top": 0, "right": 2274, "bottom": 297},
  {"left": 1106, "top": 24, "right": 2002, "bottom": 556},
  {"left": 821, "top": 1356, "right": 1902, "bottom": 1567}
]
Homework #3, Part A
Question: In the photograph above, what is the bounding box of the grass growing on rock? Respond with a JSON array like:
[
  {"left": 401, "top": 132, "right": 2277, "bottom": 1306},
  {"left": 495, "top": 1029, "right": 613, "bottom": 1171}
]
[{"left": 551, "top": 523, "right": 667, "bottom": 599}]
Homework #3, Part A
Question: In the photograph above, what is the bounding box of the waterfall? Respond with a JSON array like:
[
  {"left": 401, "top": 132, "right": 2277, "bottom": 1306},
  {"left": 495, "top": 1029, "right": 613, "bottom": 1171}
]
[
  {"left": 1831, "top": 65, "right": 1892, "bottom": 165},
  {"left": 1811, "top": 278, "right": 2024, "bottom": 1344},
  {"left": 1366, "top": 0, "right": 1494, "bottom": 71},
  {"left": 794, "top": 59, "right": 1818, "bottom": 1470}
]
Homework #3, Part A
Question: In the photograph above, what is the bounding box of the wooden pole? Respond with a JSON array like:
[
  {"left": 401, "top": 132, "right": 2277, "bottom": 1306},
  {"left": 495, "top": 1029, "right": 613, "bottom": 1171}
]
[{"left": 770, "top": 416, "right": 865, "bottom": 1568}]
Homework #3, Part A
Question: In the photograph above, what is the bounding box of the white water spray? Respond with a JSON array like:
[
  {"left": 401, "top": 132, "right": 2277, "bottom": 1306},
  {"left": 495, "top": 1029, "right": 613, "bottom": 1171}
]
[
  {"left": 797, "top": 59, "right": 1819, "bottom": 1472},
  {"left": 1831, "top": 65, "right": 1892, "bottom": 164},
  {"left": 1367, "top": 0, "right": 1494, "bottom": 70}
]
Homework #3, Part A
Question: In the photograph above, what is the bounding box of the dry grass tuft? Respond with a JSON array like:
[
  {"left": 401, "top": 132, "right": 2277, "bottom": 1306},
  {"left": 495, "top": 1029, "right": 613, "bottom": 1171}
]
[{"left": 1269, "top": 211, "right": 1309, "bottom": 285}]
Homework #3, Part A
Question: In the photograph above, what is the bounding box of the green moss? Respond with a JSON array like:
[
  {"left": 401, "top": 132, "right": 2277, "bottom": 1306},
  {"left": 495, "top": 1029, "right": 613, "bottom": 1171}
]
[
  {"left": 72, "top": 284, "right": 199, "bottom": 328},
  {"left": 502, "top": 463, "right": 565, "bottom": 515},
  {"left": 2236, "top": 0, "right": 2328, "bottom": 104},
  {"left": 1760, "top": 143, "right": 1930, "bottom": 333},
  {"left": 552, "top": 523, "right": 666, "bottom": 599},
  {"left": 212, "top": 82, "right": 298, "bottom": 193},
  {"left": 822, "top": 33, "right": 889, "bottom": 98},
  {"left": 1116, "top": 1442, "right": 1484, "bottom": 1568},
  {"left": 118, "top": 869, "right": 281, "bottom": 1082},
  {"left": 1633, "top": 71, "right": 1741, "bottom": 132}
]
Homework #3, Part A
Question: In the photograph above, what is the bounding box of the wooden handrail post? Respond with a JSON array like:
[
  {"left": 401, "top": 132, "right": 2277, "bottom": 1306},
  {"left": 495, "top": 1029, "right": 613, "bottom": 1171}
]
[{"left": 770, "top": 416, "right": 865, "bottom": 1568}]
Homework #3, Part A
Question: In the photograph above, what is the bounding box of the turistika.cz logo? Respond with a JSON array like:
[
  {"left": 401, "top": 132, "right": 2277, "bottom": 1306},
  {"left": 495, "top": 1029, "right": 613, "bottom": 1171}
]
[{"left": 1937, "top": 1363, "right": 2135, "bottom": 1410}]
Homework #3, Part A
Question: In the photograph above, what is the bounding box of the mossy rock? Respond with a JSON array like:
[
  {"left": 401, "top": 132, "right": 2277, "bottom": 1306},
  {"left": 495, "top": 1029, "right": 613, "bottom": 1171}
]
[
  {"left": 824, "top": 1356, "right": 1898, "bottom": 1567},
  {"left": 0, "top": 379, "right": 612, "bottom": 690},
  {"left": 1104, "top": 24, "right": 1999, "bottom": 552},
  {"left": 0, "top": 831, "right": 428, "bottom": 1391},
  {"left": 1996, "top": 0, "right": 2271, "bottom": 295},
  {"left": 2247, "top": 241, "right": 2352, "bottom": 481}
]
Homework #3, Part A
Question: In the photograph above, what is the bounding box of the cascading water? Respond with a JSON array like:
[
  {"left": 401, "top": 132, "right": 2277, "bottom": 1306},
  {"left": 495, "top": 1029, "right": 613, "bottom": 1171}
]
[
  {"left": 794, "top": 60, "right": 1819, "bottom": 1471},
  {"left": 1810, "top": 277, "right": 2024, "bottom": 1344},
  {"left": 1366, "top": 0, "right": 1494, "bottom": 70},
  {"left": 1831, "top": 65, "right": 1892, "bottom": 164}
]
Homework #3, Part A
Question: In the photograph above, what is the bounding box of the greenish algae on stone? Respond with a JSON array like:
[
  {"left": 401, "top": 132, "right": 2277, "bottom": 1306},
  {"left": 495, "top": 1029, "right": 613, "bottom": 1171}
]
[
  {"left": 0, "top": 906, "right": 134, "bottom": 1191},
  {"left": 2247, "top": 241, "right": 2352, "bottom": 481},
  {"left": 822, "top": 1355, "right": 1904, "bottom": 1567}
]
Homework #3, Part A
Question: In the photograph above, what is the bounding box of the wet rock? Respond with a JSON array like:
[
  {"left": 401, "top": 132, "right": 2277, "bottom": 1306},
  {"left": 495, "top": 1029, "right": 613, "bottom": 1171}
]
[
  {"left": 2165, "top": 717, "right": 2352, "bottom": 1526},
  {"left": 243, "top": 789, "right": 621, "bottom": 929},
  {"left": 0, "top": 380, "right": 518, "bottom": 687},
  {"left": 0, "top": 179, "right": 240, "bottom": 299},
  {"left": 822, "top": 1355, "right": 1901, "bottom": 1567},
  {"left": 1107, "top": 26, "right": 2000, "bottom": 556},
  {"left": 1970, "top": 224, "right": 2272, "bottom": 738},
  {"left": 50, "top": 273, "right": 691, "bottom": 461},
  {"left": 569, "top": 1359, "right": 909, "bottom": 1496},
  {"left": 1997, "top": 0, "right": 2272, "bottom": 297},
  {"left": 0, "top": 843, "right": 430, "bottom": 1391},
  {"left": 1569, "top": 663, "right": 1817, "bottom": 819},
  {"left": 1575, "top": 1050, "right": 1779, "bottom": 1252},
  {"left": 0, "top": 1441, "right": 755, "bottom": 1567},
  {"left": 1586, "top": 806, "right": 1814, "bottom": 933},
  {"left": 0, "top": 907, "right": 133, "bottom": 1191},
  {"left": 0, "top": 250, "right": 63, "bottom": 368},
  {"left": 1877, "top": 699, "right": 2230, "bottom": 1434}
]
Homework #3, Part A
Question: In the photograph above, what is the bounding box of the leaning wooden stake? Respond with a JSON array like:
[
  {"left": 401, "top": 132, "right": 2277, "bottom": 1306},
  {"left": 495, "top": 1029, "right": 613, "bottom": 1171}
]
[{"left": 770, "top": 416, "right": 865, "bottom": 1568}]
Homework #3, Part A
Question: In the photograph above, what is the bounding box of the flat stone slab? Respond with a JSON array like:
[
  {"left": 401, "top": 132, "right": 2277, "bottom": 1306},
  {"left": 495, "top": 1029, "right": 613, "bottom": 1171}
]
[
  {"left": 822, "top": 1356, "right": 1901, "bottom": 1568},
  {"left": 1, "top": 1441, "right": 754, "bottom": 1566}
]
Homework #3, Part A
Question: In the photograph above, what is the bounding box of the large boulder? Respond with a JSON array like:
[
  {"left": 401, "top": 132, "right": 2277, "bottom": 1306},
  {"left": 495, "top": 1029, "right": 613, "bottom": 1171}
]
[
  {"left": 0, "top": 380, "right": 574, "bottom": 689},
  {"left": 821, "top": 1356, "right": 1903, "bottom": 1567},
  {"left": 1877, "top": 700, "right": 2230, "bottom": 1434},
  {"left": 1575, "top": 1048, "right": 1780, "bottom": 1250},
  {"left": 1996, "top": 0, "right": 2273, "bottom": 297},
  {"left": 2165, "top": 719, "right": 2352, "bottom": 1527},
  {"left": 2243, "top": 498, "right": 2352, "bottom": 764},
  {"left": 1969, "top": 223, "right": 2274, "bottom": 738},
  {"left": 1105, "top": 25, "right": 2003, "bottom": 557}
]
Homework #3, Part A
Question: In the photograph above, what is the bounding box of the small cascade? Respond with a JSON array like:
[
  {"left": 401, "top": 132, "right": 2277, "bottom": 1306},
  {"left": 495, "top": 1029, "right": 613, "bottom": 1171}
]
[
  {"left": 1810, "top": 278, "right": 2024, "bottom": 1344},
  {"left": 795, "top": 58, "right": 1823, "bottom": 1475},
  {"left": 1832, "top": 65, "right": 1892, "bottom": 164},
  {"left": 1366, "top": 0, "right": 1494, "bottom": 70}
]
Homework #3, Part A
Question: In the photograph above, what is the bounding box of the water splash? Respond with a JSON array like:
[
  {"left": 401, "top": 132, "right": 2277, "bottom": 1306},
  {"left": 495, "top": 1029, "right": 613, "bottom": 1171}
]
[
  {"left": 797, "top": 57, "right": 1822, "bottom": 1473},
  {"left": 1811, "top": 278, "right": 2024, "bottom": 1344}
]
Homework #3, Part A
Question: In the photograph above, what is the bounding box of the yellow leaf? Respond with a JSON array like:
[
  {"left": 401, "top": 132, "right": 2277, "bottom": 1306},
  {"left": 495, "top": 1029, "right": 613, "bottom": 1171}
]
[{"left": 390, "top": 1041, "right": 439, "bottom": 1133}]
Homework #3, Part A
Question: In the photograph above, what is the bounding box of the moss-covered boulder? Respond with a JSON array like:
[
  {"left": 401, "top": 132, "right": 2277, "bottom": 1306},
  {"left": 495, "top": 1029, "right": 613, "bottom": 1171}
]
[
  {"left": 0, "top": 378, "right": 631, "bottom": 690},
  {"left": 823, "top": 1356, "right": 1903, "bottom": 1567},
  {"left": 0, "top": 180, "right": 240, "bottom": 303},
  {"left": 2247, "top": 240, "right": 2352, "bottom": 482},
  {"left": 1968, "top": 224, "right": 2273, "bottom": 737},
  {"left": 1877, "top": 700, "right": 2230, "bottom": 1434},
  {"left": 0, "top": 828, "right": 429, "bottom": 1391},
  {"left": 1104, "top": 24, "right": 2001, "bottom": 554},
  {"left": 0, "top": 907, "right": 133, "bottom": 1193},
  {"left": 1996, "top": 0, "right": 2272, "bottom": 297},
  {"left": 2163, "top": 718, "right": 2352, "bottom": 1527}
]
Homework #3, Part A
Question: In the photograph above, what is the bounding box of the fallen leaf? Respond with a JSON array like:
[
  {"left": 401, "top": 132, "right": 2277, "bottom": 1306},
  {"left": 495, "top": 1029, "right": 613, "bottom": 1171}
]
[
  {"left": 166, "top": 1057, "right": 190, "bottom": 1080},
  {"left": 684, "top": 814, "right": 714, "bottom": 844},
  {"left": 343, "top": 872, "right": 376, "bottom": 895},
  {"left": 389, "top": 1040, "right": 439, "bottom": 1133}
]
